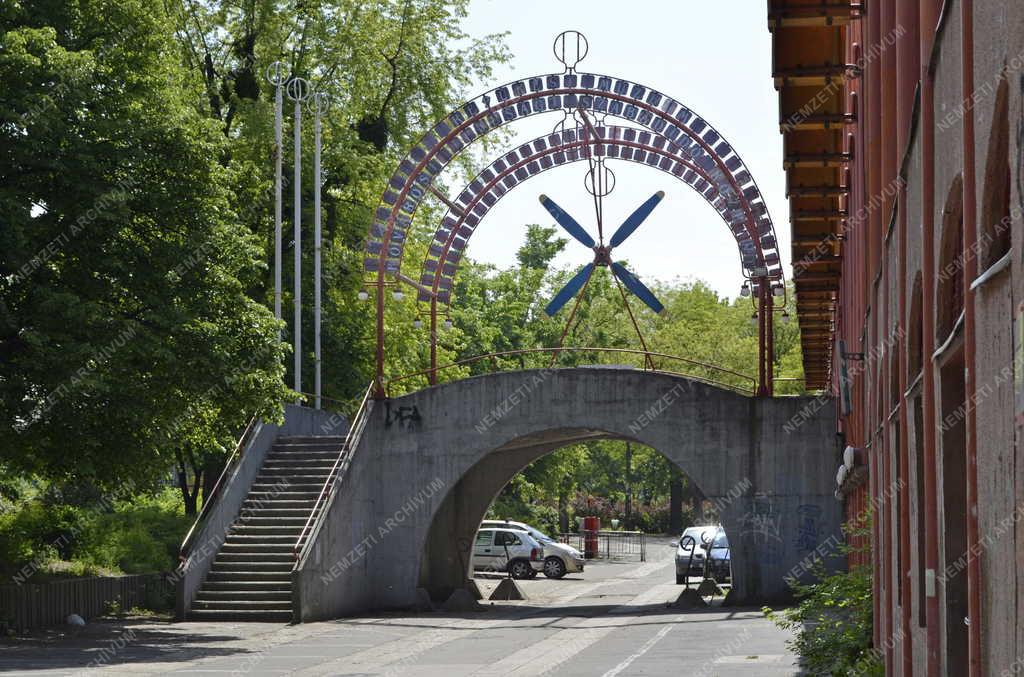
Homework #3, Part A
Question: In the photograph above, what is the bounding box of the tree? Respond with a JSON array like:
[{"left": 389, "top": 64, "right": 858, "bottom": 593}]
[{"left": 0, "top": 0, "right": 290, "bottom": 500}]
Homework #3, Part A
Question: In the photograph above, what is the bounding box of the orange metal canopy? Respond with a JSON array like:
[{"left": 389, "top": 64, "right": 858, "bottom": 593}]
[{"left": 767, "top": 1, "right": 861, "bottom": 389}]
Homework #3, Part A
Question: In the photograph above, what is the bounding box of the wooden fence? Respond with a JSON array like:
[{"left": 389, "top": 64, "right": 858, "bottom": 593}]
[{"left": 0, "top": 573, "right": 173, "bottom": 632}]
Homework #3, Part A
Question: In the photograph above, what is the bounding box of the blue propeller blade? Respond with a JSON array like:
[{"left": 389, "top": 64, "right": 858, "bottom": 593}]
[
  {"left": 609, "top": 191, "right": 666, "bottom": 248},
  {"left": 544, "top": 263, "right": 595, "bottom": 317},
  {"left": 611, "top": 262, "right": 666, "bottom": 316},
  {"left": 539, "top": 194, "right": 596, "bottom": 248}
]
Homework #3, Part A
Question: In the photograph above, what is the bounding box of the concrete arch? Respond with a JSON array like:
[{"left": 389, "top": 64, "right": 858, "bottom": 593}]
[
  {"left": 417, "top": 427, "right": 700, "bottom": 602},
  {"left": 294, "top": 368, "right": 840, "bottom": 620}
]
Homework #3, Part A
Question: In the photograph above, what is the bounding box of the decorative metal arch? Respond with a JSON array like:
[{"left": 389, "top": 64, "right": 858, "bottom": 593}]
[
  {"left": 415, "top": 124, "right": 783, "bottom": 306},
  {"left": 362, "top": 67, "right": 784, "bottom": 397}
]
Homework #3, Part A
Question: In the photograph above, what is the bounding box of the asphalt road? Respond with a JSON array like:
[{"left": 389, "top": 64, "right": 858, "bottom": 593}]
[{"left": 0, "top": 545, "right": 803, "bottom": 676}]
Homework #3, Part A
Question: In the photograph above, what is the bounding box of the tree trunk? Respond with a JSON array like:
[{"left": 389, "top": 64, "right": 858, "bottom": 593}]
[
  {"left": 669, "top": 470, "right": 684, "bottom": 534},
  {"left": 201, "top": 453, "right": 226, "bottom": 510},
  {"left": 175, "top": 448, "right": 203, "bottom": 516},
  {"left": 558, "top": 490, "right": 569, "bottom": 533}
]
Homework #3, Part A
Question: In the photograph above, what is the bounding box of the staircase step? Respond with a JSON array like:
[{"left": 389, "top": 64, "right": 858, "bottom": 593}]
[
  {"left": 242, "top": 495, "right": 315, "bottom": 508},
  {"left": 231, "top": 522, "right": 304, "bottom": 532},
  {"left": 220, "top": 543, "right": 296, "bottom": 554},
  {"left": 231, "top": 523, "right": 308, "bottom": 533},
  {"left": 232, "top": 516, "right": 308, "bottom": 526},
  {"left": 187, "top": 608, "right": 292, "bottom": 622},
  {"left": 270, "top": 440, "right": 346, "bottom": 450},
  {"left": 202, "top": 580, "right": 292, "bottom": 592},
  {"left": 196, "top": 589, "right": 292, "bottom": 602},
  {"left": 276, "top": 436, "right": 345, "bottom": 443},
  {"left": 255, "top": 473, "right": 331, "bottom": 484},
  {"left": 264, "top": 448, "right": 344, "bottom": 458},
  {"left": 245, "top": 491, "right": 321, "bottom": 500},
  {"left": 215, "top": 552, "right": 295, "bottom": 563},
  {"left": 206, "top": 570, "right": 291, "bottom": 582},
  {"left": 249, "top": 481, "right": 321, "bottom": 491},
  {"left": 224, "top": 533, "right": 301, "bottom": 543},
  {"left": 210, "top": 563, "right": 293, "bottom": 575},
  {"left": 193, "top": 600, "right": 292, "bottom": 612},
  {"left": 234, "top": 508, "right": 314, "bottom": 517},
  {"left": 260, "top": 458, "right": 335, "bottom": 469}
]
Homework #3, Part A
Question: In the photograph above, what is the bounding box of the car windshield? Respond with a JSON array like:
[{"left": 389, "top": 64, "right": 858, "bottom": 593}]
[
  {"left": 713, "top": 531, "right": 729, "bottom": 547},
  {"left": 530, "top": 528, "right": 553, "bottom": 543}
]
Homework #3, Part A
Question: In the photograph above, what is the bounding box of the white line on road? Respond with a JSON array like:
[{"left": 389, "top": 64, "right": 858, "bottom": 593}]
[{"left": 600, "top": 623, "right": 675, "bottom": 677}]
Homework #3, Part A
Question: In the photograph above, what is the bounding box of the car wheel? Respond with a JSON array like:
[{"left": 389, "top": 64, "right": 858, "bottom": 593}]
[
  {"left": 543, "top": 556, "right": 567, "bottom": 579},
  {"left": 676, "top": 573, "right": 685, "bottom": 585},
  {"left": 509, "top": 559, "right": 533, "bottom": 580}
]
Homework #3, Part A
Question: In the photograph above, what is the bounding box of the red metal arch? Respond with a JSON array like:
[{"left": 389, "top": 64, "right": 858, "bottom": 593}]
[
  {"left": 365, "top": 73, "right": 781, "bottom": 282},
  {"left": 416, "top": 125, "right": 782, "bottom": 306},
  {"left": 365, "top": 72, "right": 783, "bottom": 396}
]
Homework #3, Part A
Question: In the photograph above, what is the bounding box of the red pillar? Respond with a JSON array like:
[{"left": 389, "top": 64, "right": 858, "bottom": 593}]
[
  {"left": 959, "top": 0, "right": 983, "bottom": 672},
  {"left": 920, "top": 0, "right": 942, "bottom": 672}
]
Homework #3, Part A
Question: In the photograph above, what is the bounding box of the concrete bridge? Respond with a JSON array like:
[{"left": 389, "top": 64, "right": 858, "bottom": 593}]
[{"left": 281, "top": 368, "right": 840, "bottom": 621}]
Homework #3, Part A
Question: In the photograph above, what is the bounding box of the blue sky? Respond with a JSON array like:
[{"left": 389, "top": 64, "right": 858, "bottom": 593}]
[{"left": 453, "top": 0, "right": 788, "bottom": 299}]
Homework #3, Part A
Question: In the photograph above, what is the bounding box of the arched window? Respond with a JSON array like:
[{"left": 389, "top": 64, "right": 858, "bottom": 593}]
[
  {"left": 908, "top": 272, "right": 923, "bottom": 379},
  {"left": 981, "top": 75, "right": 1011, "bottom": 268},
  {"left": 937, "top": 175, "right": 965, "bottom": 342}
]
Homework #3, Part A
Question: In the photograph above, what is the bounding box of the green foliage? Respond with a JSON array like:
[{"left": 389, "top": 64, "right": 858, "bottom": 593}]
[
  {"left": 764, "top": 519, "right": 882, "bottom": 676},
  {"left": 486, "top": 440, "right": 697, "bottom": 536},
  {"left": 1, "top": 0, "right": 291, "bottom": 494},
  {"left": 0, "top": 487, "right": 189, "bottom": 580}
]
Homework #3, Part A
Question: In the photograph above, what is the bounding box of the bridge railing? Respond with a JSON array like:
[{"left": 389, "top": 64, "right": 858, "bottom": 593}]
[
  {"left": 384, "top": 347, "right": 757, "bottom": 396},
  {"left": 293, "top": 381, "right": 376, "bottom": 562}
]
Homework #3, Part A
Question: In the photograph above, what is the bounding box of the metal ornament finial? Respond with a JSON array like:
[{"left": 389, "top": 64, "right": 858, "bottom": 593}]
[
  {"left": 553, "top": 30, "right": 589, "bottom": 73},
  {"left": 265, "top": 61, "right": 289, "bottom": 86},
  {"left": 307, "top": 90, "right": 329, "bottom": 115},
  {"left": 287, "top": 77, "right": 311, "bottom": 102}
]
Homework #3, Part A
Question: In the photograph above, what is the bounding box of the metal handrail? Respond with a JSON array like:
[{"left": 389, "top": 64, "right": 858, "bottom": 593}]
[
  {"left": 384, "top": 347, "right": 758, "bottom": 395},
  {"left": 178, "top": 415, "right": 259, "bottom": 562},
  {"left": 293, "top": 381, "right": 375, "bottom": 560}
]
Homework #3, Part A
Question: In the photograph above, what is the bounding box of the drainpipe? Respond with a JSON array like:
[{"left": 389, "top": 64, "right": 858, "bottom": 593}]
[
  {"left": 920, "top": 0, "right": 941, "bottom": 672},
  {"left": 896, "top": 0, "right": 918, "bottom": 673},
  {"left": 959, "top": 0, "right": 983, "bottom": 673}
]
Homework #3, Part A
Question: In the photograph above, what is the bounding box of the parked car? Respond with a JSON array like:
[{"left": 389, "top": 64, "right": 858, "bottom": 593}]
[
  {"left": 472, "top": 528, "right": 545, "bottom": 579},
  {"left": 707, "top": 529, "right": 731, "bottom": 582},
  {"left": 673, "top": 525, "right": 720, "bottom": 584},
  {"left": 480, "top": 519, "right": 585, "bottom": 578}
]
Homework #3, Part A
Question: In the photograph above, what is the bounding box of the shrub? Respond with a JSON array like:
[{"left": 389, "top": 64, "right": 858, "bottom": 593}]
[
  {"left": 0, "top": 487, "right": 189, "bottom": 580},
  {"left": 764, "top": 519, "right": 882, "bottom": 676}
]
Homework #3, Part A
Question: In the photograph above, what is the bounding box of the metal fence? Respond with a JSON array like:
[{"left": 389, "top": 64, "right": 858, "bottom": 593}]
[
  {"left": 0, "top": 573, "right": 174, "bottom": 632},
  {"left": 558, "top": 531, "right": 646, "bottom": 562}
]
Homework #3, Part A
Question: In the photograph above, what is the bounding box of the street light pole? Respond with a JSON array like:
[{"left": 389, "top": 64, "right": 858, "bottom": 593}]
[
  {"left": 287, "top": 77, "right": 310, "bottom": 396},
  {"left": 266, "top": 62, "right": 288, "bottom": 341},
  {"left": 311, "top": 91, "right": 328, "bottom": 410}
]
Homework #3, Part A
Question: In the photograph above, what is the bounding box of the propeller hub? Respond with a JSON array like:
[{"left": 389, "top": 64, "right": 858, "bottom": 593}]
[{"left": 593, "top": 246, "right": 614, "bottom": 266}]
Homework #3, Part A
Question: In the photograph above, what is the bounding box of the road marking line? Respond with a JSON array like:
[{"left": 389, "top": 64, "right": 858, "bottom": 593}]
[
  {"left": 600, "top": 623, "right": 675, "bottom": 677},
  {"left": 489, "top": 583, "right": 680, "bottom": 676}
]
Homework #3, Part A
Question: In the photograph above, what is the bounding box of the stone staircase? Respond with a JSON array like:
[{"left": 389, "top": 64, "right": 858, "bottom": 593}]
[{"left": 188, "top": 435, "right": 344, "bottom": 621}]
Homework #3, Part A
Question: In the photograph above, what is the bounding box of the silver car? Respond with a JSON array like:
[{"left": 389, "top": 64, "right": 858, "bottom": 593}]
[
  {"left": 481, "top": 519, "right": 585, "bottom": 578},
  {"left": 673, "top": 525, "right": 721, "bottom": 584},
  {"left": 472, "top": 528, "right": 545, "bottom": 579}
]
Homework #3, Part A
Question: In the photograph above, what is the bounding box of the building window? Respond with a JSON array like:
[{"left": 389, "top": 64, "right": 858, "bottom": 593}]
[
  {"left": 981, "top": 76, "right": 1011, "bottom": 269},
  {"left": 937, "top": 176, "right": 965, "bottom": 342},
  {"left": 908, "top": 273, "right": 923, "bottom": 380}
]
